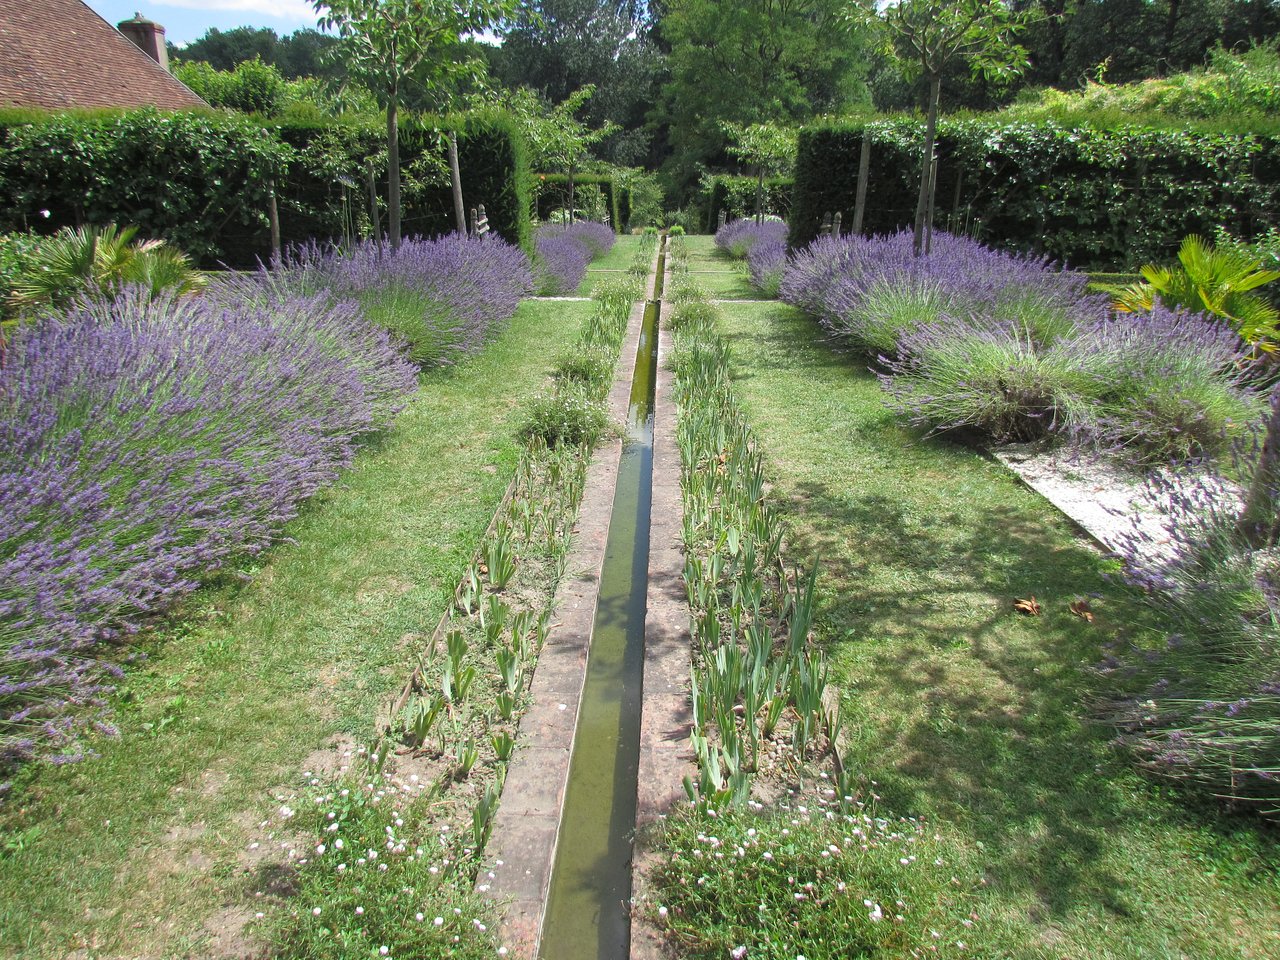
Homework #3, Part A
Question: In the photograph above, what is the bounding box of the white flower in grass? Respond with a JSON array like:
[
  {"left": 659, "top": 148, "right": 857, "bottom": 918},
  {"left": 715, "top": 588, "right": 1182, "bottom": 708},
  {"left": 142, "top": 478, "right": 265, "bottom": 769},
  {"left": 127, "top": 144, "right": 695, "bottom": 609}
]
[
  {"left": 434, "top": 917, "right": 444, "bottom": 927},
  {"left": 731, "top": 947, "right": 747, "bottom": 959}
]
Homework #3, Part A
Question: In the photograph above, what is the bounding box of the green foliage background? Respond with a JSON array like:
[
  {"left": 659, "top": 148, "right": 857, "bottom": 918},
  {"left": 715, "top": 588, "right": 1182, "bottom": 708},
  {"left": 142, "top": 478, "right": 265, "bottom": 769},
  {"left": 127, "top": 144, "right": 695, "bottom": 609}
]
[
  {"left": 792, "top": 116, "right": 1280, "bottom": 270},
  {"left": 703, "top": 176, "right": 793, "bottom": 231},
  {"left": 0, "top": 107, "right": 532, "bottom": 266}
]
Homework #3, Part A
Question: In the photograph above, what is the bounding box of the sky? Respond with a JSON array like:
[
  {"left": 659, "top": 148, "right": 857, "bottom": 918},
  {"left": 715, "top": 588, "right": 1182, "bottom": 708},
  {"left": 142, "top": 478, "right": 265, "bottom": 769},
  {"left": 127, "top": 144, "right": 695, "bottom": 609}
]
[{"left": 86, "top": 0, "right": 320, "bottom": 46}]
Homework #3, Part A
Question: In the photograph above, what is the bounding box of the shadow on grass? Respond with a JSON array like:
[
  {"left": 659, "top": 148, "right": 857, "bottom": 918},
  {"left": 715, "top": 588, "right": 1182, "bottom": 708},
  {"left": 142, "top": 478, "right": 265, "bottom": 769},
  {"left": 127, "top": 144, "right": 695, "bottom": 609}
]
[{"left": 720, "top": 303, "right": 1211, "bottom": 920}]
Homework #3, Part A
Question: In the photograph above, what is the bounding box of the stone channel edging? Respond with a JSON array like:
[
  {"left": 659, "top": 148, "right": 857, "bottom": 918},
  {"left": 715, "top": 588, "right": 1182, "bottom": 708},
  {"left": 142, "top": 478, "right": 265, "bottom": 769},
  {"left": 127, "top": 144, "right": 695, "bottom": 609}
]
[
  {"left": 629, "top": 248, "right": 697, "bottom": 960},
  {"left": 483, "top": 242, "right": 660, "bottom": 960}
]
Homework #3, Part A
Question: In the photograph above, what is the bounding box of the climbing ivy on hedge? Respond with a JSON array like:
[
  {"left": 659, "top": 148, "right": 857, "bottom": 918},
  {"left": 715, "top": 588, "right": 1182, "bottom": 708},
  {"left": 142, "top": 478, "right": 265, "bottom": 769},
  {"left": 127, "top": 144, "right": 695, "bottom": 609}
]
[
  {"left": 792, "top": 117, "right": 1280, "bottom": 270},
  {"left": 0, "top": 106, "right": 532, "bottom": 266},
  {"left": 703, "top": 175, "right": 793, "bottom": 232},
  {"left": 533, "top": 173, "right": 624, "bottom": 231}
]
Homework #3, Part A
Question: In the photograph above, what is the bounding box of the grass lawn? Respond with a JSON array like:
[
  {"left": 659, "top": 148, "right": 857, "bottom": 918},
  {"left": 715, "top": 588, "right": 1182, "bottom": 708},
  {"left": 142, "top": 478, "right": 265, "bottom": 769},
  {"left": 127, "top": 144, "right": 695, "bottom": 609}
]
[
  {"left": 0, "top": 299, "right": 593, "bottom": 960},
  {"left": 680, "top": 234, "right": 762, "bottom": 299},
  {"left": 713, "top": 299, "right": 1280, "bottom": 959},
  {"left": 576, "top": 234, "right": 644, "bottom": 296}
]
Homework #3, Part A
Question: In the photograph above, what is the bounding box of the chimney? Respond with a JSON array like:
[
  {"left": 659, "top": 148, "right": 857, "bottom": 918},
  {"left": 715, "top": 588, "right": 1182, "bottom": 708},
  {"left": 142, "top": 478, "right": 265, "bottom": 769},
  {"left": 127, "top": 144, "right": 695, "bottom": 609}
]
[{"left": 118, "top": 12, "right": 169, "bottom": 70}]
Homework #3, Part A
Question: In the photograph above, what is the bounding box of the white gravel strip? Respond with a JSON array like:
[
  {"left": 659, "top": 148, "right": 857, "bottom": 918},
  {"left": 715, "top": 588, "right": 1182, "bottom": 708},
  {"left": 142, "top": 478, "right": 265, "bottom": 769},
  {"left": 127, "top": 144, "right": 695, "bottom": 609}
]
[{"left": 993, "top": 444, "right": 1242, "bottom": 566}]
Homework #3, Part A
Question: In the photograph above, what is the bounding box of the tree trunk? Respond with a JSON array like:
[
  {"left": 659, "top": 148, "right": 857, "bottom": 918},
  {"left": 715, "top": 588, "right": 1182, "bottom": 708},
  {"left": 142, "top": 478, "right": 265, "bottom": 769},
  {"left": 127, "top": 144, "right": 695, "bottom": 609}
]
[
  {"left": 852, "top": 130, "right": 871, "bottom": 235},
  {"left": 913, "top": 71, "right": 942, "bottom": 258},
  {"left": 1161, "top": 0, "right": 1182, "bottom": 73},
  {"left": 366, "top": 162, "right": 382, "bottom": 259},
  {"left": 756, "top": 167, "right": 764, "bottom": 224},
  {"left": 1237, "top": 390, "right": 1280, "bottom": 548},
  {"left": 266, "top": 177, "right": 281, "bottom": 267},
  {"left": 448, "top": 131, "right": 466, "bottom": 235},
  {"left": 387, "top": 94, "right": 401, "bottom": 253}
]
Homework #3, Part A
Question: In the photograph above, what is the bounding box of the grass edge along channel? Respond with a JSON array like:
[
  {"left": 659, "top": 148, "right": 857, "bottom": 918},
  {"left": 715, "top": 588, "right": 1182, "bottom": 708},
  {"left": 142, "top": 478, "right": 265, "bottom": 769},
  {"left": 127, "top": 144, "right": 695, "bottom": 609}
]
[
  {"left": 640, "top": 241, "right": 985, "bottom": 960},
  {"left": 262, "top": 238, "right": 656, "bottom": 960}
]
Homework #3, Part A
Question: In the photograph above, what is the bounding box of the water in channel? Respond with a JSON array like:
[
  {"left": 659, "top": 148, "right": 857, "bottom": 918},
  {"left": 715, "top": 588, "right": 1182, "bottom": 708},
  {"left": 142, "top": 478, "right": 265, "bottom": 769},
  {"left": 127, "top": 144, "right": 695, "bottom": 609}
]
[{"left": 538, "top": 297, "right": 661, "bottom": 960}]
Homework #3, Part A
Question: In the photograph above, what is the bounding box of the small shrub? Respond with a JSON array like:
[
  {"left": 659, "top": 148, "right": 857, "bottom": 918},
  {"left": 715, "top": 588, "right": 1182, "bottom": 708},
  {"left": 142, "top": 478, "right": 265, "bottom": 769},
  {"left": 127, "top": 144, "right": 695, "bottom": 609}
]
[
  {"left": 518, "top": 382, "right": 608, "bottom": 448},
  {"left": 6, "top": 224, "right": 205, "bottom": 314},
  {"left": 533, "top": 221, "right": 614, "bottom": 296},
  {"left": 781, "top": 229, "right": 1105, "bottom": 357},
  {"left": 745, "top": 236, "right": 787, "bottom": 298},
  {"left": 0, "top": 283, "right": 418, "bottom": 770},
  {"left": 668, "top": 225, "right": 686, "bottom": 236},
  {"left": 1074, "top": 308, "right": 1261, "bottom": 463},
  {"left": 277, "top": 233, "right": 532, "bottom": 364}
]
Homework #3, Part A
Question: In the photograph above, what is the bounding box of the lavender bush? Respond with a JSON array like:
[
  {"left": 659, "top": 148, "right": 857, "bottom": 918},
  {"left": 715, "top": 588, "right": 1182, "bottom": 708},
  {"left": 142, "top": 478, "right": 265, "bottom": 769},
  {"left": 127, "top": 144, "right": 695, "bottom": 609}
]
[
  {"left": 0, "top": 284, "right": 417, "bottom": 771},
  {"left": 881, "top": 307, "right": 1261, "bottom": 453},
  {"left": 746, "top": 235, "right": 788, "bottom": 298},
  {"left": 276, "top": 234, "right": 534, "bottom": 366},
  {"left": 786, "top": 230, "right": 1261, "bottom": 462},
  {"left": 715, "top": 219, "right": 788, "bottom": 261},
  {"left": 1107, "top": 452, "right": 1280, "bottom": 815},
  {"left": 1074, "top": 308, "right": 1261, "bottom": 463},
  {"left": 780, "top": 229, "right": 1107, "bottom": 356},
  {"left": 533, "top": 222, "right": 615, "bottom": 296},
  {"left": 879, "top": 314, "right": 1098, "bottom": 442}
]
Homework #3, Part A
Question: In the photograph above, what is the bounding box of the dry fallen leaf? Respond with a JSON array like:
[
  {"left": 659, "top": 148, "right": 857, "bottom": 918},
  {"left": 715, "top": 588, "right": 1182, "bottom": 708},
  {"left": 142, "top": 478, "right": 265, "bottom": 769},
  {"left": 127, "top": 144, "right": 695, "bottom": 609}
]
[
  {"left": 1013, "top": 596, "right": 1042, "bottom": 616},
  {"left": 1069, "top": 599, "right": 1095, "bottom": 623}
]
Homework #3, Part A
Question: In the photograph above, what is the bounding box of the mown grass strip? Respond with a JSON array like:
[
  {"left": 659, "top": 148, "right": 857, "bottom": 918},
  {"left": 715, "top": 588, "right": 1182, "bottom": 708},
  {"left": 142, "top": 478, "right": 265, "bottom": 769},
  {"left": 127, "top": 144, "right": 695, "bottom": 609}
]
[
  {"left": 701, "top": 298, "right": 1280, "bottom": 958},
  {"left": 0, "top": 298, "right": 593, "bottom": 960}
]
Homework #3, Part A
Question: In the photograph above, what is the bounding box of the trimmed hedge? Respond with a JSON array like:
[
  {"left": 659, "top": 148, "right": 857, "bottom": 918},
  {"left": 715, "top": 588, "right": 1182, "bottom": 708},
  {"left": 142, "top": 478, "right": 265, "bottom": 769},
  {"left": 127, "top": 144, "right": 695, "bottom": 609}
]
[
  {"left": 791, "top": 117, "right": 1280, "bottom": 270},
  {"left": 0, "top": 106, "right": 532, "bottom": 267},
  {"left": 704, "top": 175, "right": 793, "bottom": 232},
  {"left": 533, "top": 173, "right": 625, "bottom": 232}
]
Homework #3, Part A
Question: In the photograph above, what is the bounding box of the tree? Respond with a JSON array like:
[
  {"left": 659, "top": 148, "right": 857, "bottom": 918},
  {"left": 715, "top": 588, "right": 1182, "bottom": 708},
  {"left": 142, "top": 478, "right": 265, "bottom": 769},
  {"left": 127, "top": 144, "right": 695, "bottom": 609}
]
[
  {"left": 489, "top": 0, "right": 662, "bottom": 165},
  {"left": 315, "top": 0, "right": 514, "bottom": 250},
  {"left": 858, "top": 0, "right": 1028, "bottom": 255},
  {"left": 488, "top": 86, "right": 618, "bottom": 219},
  {"left": 659, "top": 0, "right": 869, "bottom": 196},
  {"left": 722, "top": 123, "right": 796, "bottom": 223}
]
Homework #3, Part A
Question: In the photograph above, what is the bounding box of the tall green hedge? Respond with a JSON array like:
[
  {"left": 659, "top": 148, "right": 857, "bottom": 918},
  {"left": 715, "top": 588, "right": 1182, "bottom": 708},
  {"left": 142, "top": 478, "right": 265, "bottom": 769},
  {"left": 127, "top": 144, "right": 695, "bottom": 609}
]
[
  {"left": 704, "top": 175, "right": 793, "bottom": 232},
  {"left": 0, "top": 106, "right": 532, "bottom": 267},
  {"left": 0, "top": 108, "right": 287, "bottom": 263},
  {"left": 533, "top": 173, "right": 624, "bottom": 231},
  {"left": 792, "top": 117, "right": 1280, "bottom": 269}
]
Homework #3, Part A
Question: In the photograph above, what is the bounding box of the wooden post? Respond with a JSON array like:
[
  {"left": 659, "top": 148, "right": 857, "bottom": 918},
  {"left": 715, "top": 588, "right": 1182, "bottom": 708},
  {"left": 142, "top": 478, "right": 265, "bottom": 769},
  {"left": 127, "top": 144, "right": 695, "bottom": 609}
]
[
  {"left": 366, "top": 162, "right": 382, "bottom": 259},
  {"left": 266, "top": 177, "right": 281, "bottom": 266},
  {"left": 448, "top": 131, "right": 466, "bottom": 235},
  {"left": 852, "top": 130, "right": 871, "bottom": 236}
]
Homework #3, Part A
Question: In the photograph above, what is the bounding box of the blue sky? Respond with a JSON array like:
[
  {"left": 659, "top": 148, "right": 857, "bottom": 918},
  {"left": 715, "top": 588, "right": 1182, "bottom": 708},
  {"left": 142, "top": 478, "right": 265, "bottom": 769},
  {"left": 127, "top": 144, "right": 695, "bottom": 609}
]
[{"left": 86, "top": 0, "right": 320, "bottom": 46}]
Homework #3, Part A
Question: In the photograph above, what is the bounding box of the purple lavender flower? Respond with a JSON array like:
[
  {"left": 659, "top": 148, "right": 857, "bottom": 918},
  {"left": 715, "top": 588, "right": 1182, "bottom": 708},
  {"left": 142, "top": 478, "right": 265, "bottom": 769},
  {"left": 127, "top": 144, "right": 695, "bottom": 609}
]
[
  {"left": 716, "top": 219, "right": 788, "bottom": 261},
  {"left": 273, "top": 233, "right": 534, "bottom": 365},
  {"left": 1, "top": 281, "right": 418, "bottom": 770},
  {"left": 533, "top": 222, "right": 615, "bottom": 296}
]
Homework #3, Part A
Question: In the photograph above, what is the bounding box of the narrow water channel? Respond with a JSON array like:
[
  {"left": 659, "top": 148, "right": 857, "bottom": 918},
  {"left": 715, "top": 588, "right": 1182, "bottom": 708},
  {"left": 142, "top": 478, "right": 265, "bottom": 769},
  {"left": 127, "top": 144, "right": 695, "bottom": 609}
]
[{"left": 538, "top": 291, "right": 661, "bottom": 960}]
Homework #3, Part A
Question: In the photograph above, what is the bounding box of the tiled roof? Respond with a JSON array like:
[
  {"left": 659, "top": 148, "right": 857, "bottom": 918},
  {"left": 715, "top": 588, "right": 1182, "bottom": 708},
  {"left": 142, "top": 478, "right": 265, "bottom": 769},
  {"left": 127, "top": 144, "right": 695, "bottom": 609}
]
[{"left": 0, "top": 0, "right": 205, "bottom": 110}]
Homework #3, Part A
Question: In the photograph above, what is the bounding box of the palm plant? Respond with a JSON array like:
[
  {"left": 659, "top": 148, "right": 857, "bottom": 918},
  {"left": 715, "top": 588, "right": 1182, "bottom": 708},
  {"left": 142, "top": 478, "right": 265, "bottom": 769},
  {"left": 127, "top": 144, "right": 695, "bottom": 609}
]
[
  {"left": 6, "top": 224, "right": 205, "bottom": 313},
  {"left": 1103, "top": 234, "right": 1280, "bottom": 348}
]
